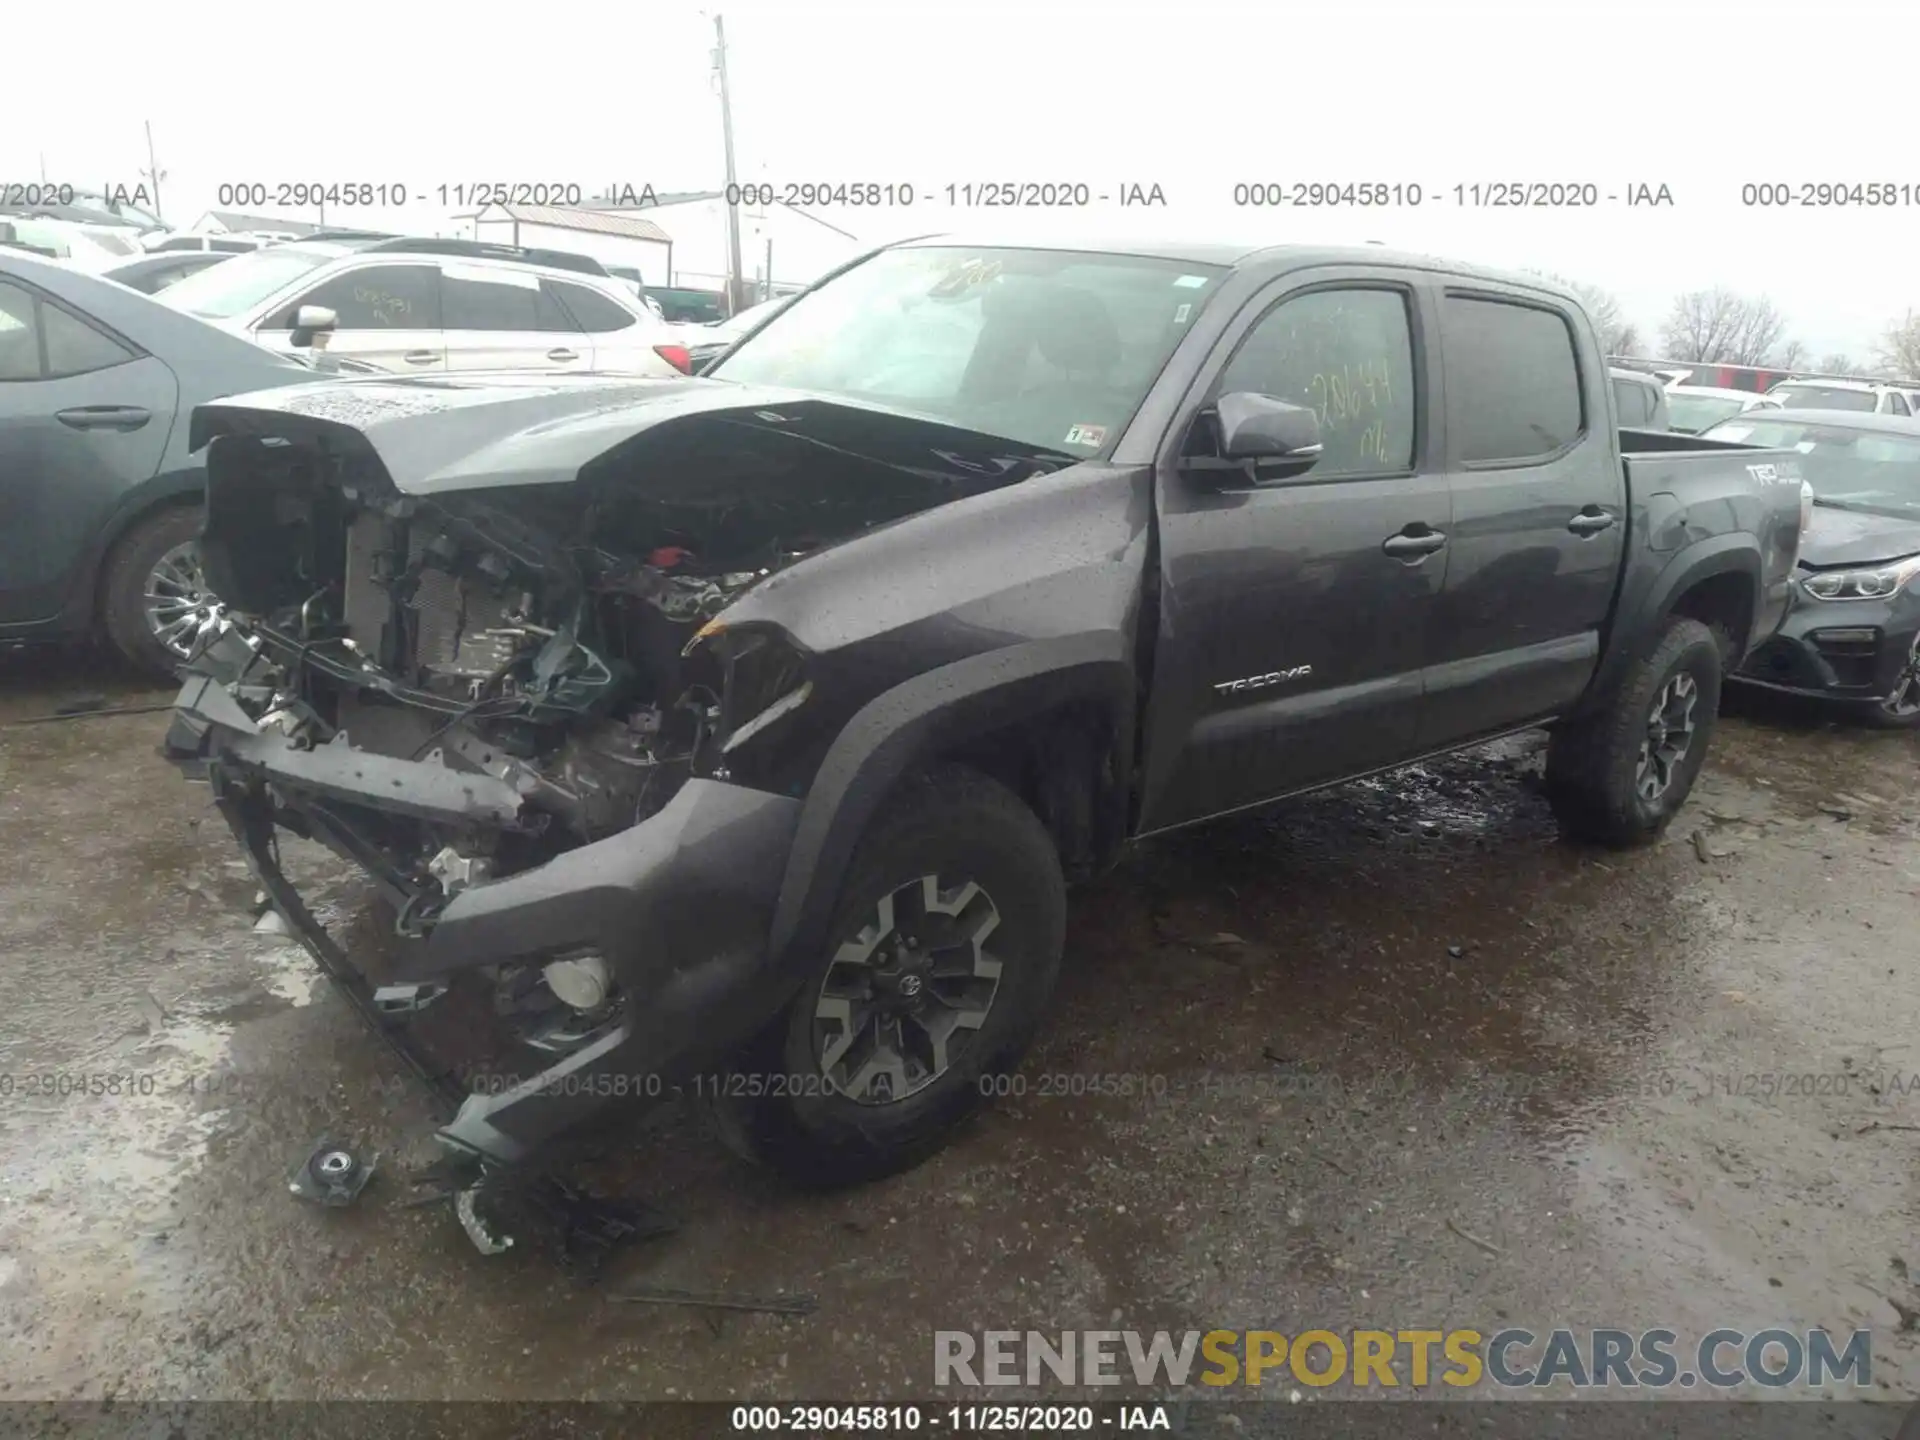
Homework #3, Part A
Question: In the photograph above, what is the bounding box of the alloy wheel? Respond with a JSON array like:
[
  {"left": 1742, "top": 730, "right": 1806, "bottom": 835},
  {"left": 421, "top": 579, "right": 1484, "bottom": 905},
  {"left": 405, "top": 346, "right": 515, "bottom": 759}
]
[
  {"left": 812, "top": 872, "right": 1005, "bottom": 1105},
  {"left": 1880, "top": 634, "right": 1920, "bottom": 719},
  {"left": 1635, "top": 672, "right": 1699, "bottom": 802},
  {"left": 144, "top": 540, "right": 214, "bottom": 658}
]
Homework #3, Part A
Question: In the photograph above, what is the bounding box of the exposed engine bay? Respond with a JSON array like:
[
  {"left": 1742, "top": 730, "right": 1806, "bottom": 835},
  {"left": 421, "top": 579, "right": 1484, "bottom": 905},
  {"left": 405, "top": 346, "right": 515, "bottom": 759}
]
[
  {"left": 196, "top": 453, "right": 831, "bottom": 898},
  {"left": 172, "top": 386, "right": 1071, "bottom": 1091}
]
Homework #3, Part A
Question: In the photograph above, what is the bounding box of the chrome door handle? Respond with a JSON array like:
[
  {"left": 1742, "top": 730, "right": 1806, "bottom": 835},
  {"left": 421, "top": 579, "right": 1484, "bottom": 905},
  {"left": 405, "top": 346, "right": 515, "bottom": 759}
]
[
  {"left": 403, "top": 350, "right": 439, "bottom": 365},
  {"left": 56, "top": 405, "right": 151, "bottom": 431},
  {"left": 546, "top": 348, "right": 580, "bottom": 362}
]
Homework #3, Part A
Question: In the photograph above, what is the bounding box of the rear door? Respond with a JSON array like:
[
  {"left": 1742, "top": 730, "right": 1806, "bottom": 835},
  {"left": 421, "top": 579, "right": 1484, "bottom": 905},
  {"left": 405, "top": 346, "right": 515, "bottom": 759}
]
[
  {"left": 440, "top": 263, "right": 590, "bottom": 373},
  {"left": 1419, "top": 287, "right": 1623, "bottom": 748},
  {"left": 0, "top": 276, "right": 175, "bottom": 626},
  {"left": 255, "top": 262, "right": 445, "bottom": 373},
  {"left": 1137, "top": 267, "right": 1448, "bottom": 833},
  {"left": 545, "top": 277, "right": 666, "bottom": 373}
]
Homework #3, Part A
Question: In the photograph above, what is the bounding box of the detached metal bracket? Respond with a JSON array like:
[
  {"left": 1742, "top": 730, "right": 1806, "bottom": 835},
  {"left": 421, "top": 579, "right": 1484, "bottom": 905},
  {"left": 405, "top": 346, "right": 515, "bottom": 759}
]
[{"left": 372, "top": 982, "right": 449, "bottom": 1017}]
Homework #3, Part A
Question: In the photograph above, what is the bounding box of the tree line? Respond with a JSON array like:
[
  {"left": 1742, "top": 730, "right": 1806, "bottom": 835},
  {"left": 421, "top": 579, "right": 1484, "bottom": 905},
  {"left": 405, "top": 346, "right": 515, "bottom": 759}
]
[{"left": 1539, "top": 274, "right": 1920, "bottom": 380}]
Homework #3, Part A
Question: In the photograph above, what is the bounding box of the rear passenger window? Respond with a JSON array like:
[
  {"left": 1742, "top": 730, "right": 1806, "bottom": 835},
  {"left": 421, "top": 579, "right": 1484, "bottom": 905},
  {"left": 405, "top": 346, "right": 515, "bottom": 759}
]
[
  {"left": 1216, "top": 287, "right": 1416, "bottom": 477},
  {"left": 1889, "top": 392, "right": 1911, "bottom": 415},
  {"left": 1444, "top": 295, "right": 1584, "bottom": 464},
  {"left": 441, "top": 265, "right": 563, "bottom": 332},
  {"left": 0, "top": 281, "right": 43, "bottom": 381},
  {"left": 549, "top": 280, "right": 638, "bottom": 334},
  {"left": 42, "top": 300, "right": 136, "bottom": 378}
]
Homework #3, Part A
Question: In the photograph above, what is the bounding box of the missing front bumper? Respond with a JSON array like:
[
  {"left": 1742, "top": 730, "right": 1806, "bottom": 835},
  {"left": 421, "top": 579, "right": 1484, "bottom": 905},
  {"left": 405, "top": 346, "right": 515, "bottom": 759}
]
[{"left": 172, "top": 679, "right": 806, "bottom": 1168}]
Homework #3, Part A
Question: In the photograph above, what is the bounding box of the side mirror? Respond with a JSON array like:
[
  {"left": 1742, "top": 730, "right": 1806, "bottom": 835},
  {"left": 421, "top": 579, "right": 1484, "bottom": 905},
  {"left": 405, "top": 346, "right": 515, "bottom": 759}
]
[
  {"left": 1182, "top": 392, "right": 1324, "bottom": 486},
  {"left": 288, "top": 304, "right": 338, "bottom": 349}
]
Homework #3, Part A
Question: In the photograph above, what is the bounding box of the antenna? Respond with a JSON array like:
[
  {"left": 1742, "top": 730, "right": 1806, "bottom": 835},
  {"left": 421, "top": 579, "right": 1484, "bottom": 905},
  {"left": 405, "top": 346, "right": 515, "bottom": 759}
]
[{"left": 141, "top": 121, "right": 168, "bottom": 224}]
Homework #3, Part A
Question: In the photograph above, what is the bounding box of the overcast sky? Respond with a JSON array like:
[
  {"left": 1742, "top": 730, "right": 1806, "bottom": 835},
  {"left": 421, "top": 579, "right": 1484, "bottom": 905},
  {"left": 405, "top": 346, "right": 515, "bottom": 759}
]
[{"left": 11, "top": 0, "right": 1918, "bottom": 359}]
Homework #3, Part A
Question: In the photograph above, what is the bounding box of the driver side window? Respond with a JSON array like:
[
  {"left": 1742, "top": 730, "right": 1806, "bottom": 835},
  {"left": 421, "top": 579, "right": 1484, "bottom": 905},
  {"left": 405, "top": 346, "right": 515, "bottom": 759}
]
[{"left": 1217, "top": 287, "right": 1416, "bottom": 477}]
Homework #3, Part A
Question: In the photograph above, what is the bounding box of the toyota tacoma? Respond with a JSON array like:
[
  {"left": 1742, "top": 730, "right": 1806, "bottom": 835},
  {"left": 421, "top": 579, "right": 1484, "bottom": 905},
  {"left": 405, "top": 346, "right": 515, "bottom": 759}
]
[{"left": 162, "top": 238, "right": 1810, "bottom": 1190}]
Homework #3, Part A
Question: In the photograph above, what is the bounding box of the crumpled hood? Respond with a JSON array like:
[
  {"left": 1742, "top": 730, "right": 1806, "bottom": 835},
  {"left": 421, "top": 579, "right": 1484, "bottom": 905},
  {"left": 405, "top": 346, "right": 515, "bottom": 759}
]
[
  {"left": 1801, "top": 504, "right": 1920, "bottom": 569},
  {"left": 188, "top": 371, "right": 1072, "bottom": 497}
]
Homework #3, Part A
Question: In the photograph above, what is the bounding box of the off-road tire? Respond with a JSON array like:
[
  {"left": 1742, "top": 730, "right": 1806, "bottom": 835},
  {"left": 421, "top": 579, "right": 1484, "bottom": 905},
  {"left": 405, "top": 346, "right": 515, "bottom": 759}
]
[
  {"left": 100, "top": 504, "right": 203, "bottom": 678},
  {"left": 1545, "top": 615, "right": 1724, "bottom": 848},
  {"left": 717, "top": 765, "right": 1067, "bottom": 1188}
]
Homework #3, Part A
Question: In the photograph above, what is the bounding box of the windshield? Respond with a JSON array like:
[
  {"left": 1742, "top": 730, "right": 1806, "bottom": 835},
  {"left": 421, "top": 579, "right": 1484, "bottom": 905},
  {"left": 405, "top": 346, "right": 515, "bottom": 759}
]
[
  {"left": 1667, "top": 393, "right": 1750, "bottom": 433},
  {"left": 714, "top": 296, "right": 787, "bottom": 340},
  {"left": 155, "top": 245, "right": 339, "bottom": 320},
  {"left": 1768, "top": 383, "right": 1878, "bottom": 412},
  {"left": 1703, "top": 417, "right": 1920, "bottom": 514},
  {"left": 712, "top": 245, "right": 1228, "bottom": 455}
]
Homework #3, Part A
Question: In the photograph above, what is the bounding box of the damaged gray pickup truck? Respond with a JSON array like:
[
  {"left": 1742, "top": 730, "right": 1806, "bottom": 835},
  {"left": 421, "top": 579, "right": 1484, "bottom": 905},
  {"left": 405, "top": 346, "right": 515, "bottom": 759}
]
[{"left": 163, "top": 237, "right": 1810, "bottom": 1191}]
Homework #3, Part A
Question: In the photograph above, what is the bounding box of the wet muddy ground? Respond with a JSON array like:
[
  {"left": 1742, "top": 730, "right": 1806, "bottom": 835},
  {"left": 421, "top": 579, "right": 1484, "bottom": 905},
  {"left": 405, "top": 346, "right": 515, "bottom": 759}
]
[{"left": 1, "top": 648, "right": 1916, "bottom": 1410}]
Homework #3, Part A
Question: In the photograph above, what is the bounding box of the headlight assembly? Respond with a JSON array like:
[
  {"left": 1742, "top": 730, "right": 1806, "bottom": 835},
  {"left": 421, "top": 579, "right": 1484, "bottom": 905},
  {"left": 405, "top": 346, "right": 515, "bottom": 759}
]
[{"left": 1799, "top": 553, "right": 1920, "bottom": 602}]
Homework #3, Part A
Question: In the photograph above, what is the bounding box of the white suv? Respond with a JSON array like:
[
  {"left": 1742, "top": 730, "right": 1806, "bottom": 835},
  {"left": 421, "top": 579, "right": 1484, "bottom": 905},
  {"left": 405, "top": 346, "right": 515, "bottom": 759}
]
[
  {"left": 152, "top": 235, "right": 688, "bottom": 376},
  {"left": 1766, "top": 378, "right": 1914, "bottom": 416}
]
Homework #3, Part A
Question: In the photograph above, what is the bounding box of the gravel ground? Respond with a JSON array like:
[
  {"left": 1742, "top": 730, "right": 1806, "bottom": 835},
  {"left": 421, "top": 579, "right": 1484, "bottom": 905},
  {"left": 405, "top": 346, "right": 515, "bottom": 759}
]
[{"left": 0, "top": 649, "right": 1915, "bottom": 1416}]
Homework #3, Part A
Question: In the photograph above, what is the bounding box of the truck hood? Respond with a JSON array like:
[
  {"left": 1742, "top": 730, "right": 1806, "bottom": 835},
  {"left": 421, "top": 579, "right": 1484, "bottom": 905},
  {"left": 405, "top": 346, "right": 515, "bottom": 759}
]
[
  {"left": 188, "top": 371, "right": 1075, "bottom": 497},
  {"left": 1801, "top": 503, "right": 1920, "bottom": 569}
]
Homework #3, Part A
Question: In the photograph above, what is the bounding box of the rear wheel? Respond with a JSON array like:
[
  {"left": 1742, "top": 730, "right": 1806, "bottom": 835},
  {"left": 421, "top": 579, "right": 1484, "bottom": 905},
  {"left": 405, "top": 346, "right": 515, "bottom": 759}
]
[
  {"left": 716, "top": 765, "right": 1066, "bottom": 1188},
  {"left": 100, "top": 505, "right": 212, "bottom": 678},
  {"left": 1545, "top": 615, "right": 1724, "bottom": 847}
]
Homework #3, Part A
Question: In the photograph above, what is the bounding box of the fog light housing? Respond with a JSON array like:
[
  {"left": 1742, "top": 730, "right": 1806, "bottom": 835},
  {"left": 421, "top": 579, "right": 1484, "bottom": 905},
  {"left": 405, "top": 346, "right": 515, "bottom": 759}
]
[{"left": 543, "top": 950, "right": 611, "bottom": 1011}]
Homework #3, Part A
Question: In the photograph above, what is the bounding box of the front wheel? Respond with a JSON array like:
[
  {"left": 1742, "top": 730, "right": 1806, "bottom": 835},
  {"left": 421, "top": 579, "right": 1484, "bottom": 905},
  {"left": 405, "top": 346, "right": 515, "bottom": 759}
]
[
  {"left": 1863, "top": 632, "right": 1920, "bottom": 729},
  {"left": 1545, "top": 615, "right": 1724, "bottom": 847},
  {"left": 716, "top": 765, "right": 1067, "bottom": 1188},
  {"left": 100, "top": 505, "right": 214, "bottom": 678}
]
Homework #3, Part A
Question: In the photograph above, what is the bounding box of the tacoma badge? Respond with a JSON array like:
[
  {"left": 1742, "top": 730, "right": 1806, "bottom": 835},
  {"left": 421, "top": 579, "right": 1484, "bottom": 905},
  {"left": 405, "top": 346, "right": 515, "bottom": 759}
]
[{"left": 1214, "top": 666, "right": 1313, "bottom": 695}]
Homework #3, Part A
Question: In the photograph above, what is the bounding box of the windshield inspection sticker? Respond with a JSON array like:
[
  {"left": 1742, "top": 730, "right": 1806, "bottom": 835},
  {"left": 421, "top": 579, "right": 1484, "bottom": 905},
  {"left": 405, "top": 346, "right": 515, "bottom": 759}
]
[
  {"left": 1064, "top": 424, "right": 1108, "bottom": 448},
  {"left": 1173, "top": 274, "right": 1209, "bottom": 288},
  {"left": 1174, "top": 302, "right": 1192, "bottom": 324}
]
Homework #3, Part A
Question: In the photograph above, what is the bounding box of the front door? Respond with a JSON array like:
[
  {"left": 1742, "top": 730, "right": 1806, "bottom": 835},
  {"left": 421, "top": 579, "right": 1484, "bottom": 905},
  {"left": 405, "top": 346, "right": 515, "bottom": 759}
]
[
  {"left": 0, "top": 277, "right": 174, "bottom": 627},
  {"left": 1137, "top": 273, "right": 1449, "bottom": 833},
  {"left": 254, "top": 262, "right": 446, "bottom": 374}
]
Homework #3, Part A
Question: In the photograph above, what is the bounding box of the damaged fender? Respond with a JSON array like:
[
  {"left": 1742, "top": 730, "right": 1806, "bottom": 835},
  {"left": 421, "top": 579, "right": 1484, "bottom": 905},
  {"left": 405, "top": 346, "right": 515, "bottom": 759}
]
[{"left": 421, "top": 779, "right": 802, "bottom": 1164}]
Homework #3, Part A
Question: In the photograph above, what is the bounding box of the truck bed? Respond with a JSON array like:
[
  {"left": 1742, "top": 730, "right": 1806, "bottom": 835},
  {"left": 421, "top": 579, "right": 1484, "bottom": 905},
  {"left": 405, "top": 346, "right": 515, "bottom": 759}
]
[{"left": 1619, "top": 426, "right": 1770, "bottom": 455}]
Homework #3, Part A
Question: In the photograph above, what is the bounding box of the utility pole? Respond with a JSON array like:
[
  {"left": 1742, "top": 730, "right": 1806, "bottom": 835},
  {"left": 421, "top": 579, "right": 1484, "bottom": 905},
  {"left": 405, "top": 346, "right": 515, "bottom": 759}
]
[
  {"left": 142, "top": 121, "right": 167, "bottom": 223},
  {"left": 712, "top": 14, "right": 744, "bottom": 315}
]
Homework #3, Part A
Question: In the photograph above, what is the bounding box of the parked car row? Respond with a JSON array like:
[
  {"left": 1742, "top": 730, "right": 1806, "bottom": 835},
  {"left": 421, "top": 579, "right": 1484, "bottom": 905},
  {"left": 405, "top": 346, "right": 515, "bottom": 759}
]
[
  {"left": 147, "top": 233, "right": 692, "bottom": 377},
  {"left": 9, "top": 224, "right": 1920, "bottom": 757}
]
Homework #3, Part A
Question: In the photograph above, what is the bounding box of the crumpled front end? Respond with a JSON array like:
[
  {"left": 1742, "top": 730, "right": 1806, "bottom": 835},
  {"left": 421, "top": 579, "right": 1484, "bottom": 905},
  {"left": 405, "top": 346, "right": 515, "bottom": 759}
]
[
  {"left": 160, "top": 381, "right": 1059, "bottom": 1167},
  {"left": 167, "top": 625, "right": 803, "bottom": 1166}
]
